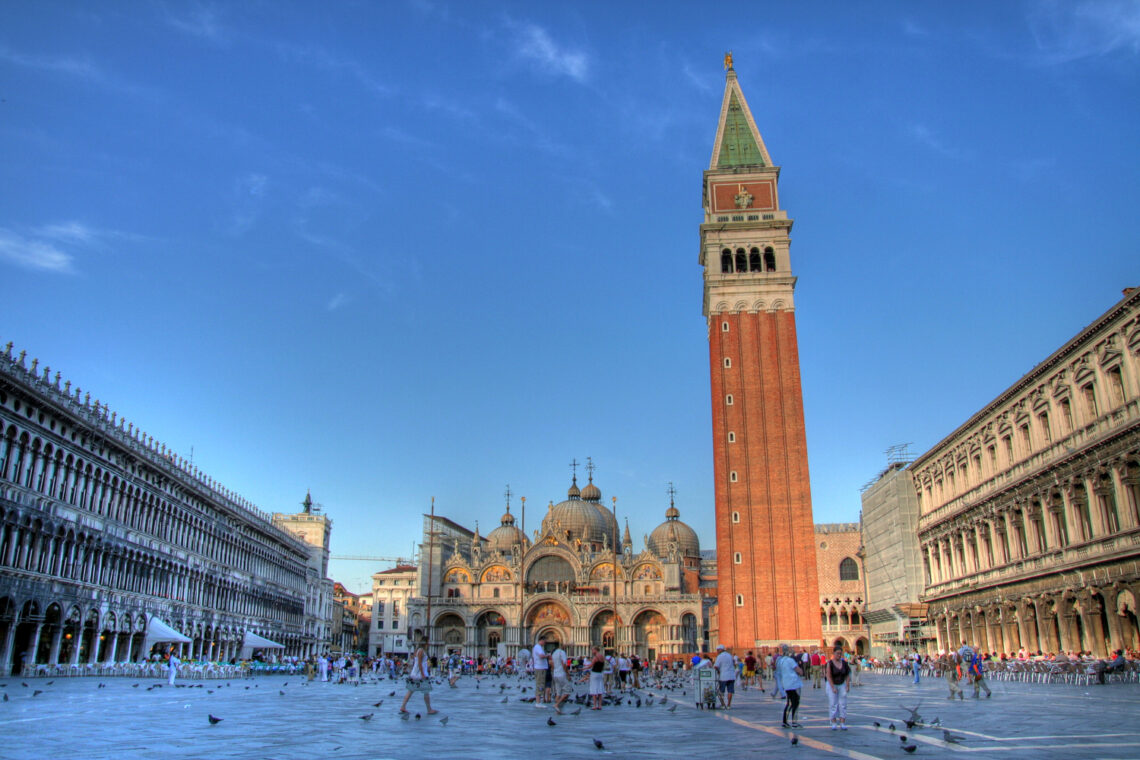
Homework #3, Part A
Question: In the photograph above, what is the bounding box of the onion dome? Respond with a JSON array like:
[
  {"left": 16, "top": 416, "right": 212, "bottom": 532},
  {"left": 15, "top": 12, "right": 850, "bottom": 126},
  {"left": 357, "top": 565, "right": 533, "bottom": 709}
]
[
  {"left": 542, "top": 479, "right": 608, "bottom": 545},
  {"left": 647, "top": 502, "right": 700, "bottom": 558},
  {"left": 581, "top": 476, "right": 602, "bottom": 502},
  {"left": 567, "top": 475, "right": 581, "bottom": 500},
  {"left": 487, "top": 504, "right": 525, "bottom": 553}
]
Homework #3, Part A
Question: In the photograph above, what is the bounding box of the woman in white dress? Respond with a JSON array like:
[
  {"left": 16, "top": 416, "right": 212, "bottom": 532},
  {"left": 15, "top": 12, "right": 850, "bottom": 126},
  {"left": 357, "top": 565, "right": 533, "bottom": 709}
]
[{"left": 580, "top": 647, "right": 606, "bottom": 710}]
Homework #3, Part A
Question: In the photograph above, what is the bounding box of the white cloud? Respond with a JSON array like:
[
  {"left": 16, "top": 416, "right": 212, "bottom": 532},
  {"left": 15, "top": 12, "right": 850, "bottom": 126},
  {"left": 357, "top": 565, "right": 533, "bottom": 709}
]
[
  {"left": 165, "top": 4, "right": 226, "bottom": 42},
  {"left": 1027, "top": 0, "right": 1140, "bottom": 63},
  {"left": 0, "top": 229, "right": 75, "bottom": 274},
  {"left": 326, "top": 292, "right": 350, "bottom": 311},
  {"left": 512, "top": 23, "right": 589, "bottom": 82},
  {"left": 0, "top": 45, "right": 154, "bottom": 97},
  {"left": 905, "top": 123, "right": 962, "bottom": 160},
  {"left": 239, "top": 173, "right": 268, "bottom": 197},
  {"left": 276, "top": 43, "right": 393, "bottom": 97}
]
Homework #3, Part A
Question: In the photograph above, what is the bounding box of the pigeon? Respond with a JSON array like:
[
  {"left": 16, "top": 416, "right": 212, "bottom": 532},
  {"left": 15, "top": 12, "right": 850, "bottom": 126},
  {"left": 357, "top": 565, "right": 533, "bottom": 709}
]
[
  {"left": 279, "top": 690, "right": 285, "bottom": 696},
  {"left": 873, "top": 722, "right": 881, "bottom": 727},
  {"left": 942, "top": 731, "right": 964, "bottom": 744},
  {"left": 440, "top": 716, "right": 449, "bottom": 726},
  {"left": 2, "top": 694, "right": 7, "bottom": 702},
  {"left": 132, "top": 683, "right": 139, "bottom": 688},
  {"left": 360, "top": 713, "right": 374, "bottom": 721},
  {"left": 372, "top": 701, "right": 384, "bottom": 707},
  {"left": 636, "top": 698, "right": 642, "bottom": 707},
  {"left": 547, "top": 716, "right": 557, "bottom": 726},
  {"left": 902, "top": 745, "right": 917, "bottom": 754},
  {"left": 668, "top": 703, "right": 678, "bottom": 712},
  {"left": 283, "top": 682, "right": 287, "bottom": 686},
  {"left": 900, "top": 735, "right": 907, "bottom": 742},
  {"left": 208, "top": 715, "right": 223, "bottom": 725},
  {"left": 889, "top": 723, "right": 896, "bottom": 732},
  {"left": 791, "top": 736, "right": 799, "bottom": 745},
  {"left": 930, "top": 717, "right": 942, "bottom": 727},
  {"left": 501, "top": 696, "right": 509, "bottom": 704},
  {"left": 593, "top": 738, "right": 605, "bottom": 750},
  {"left": 208, "top": 690, "right": 214, "bottom": 694},
  {"left": 570, "top": 707, "right": 582, "bottom": 716},
  {"left": 415, "top": 713, "right": 421, "bottom": 720},
  {"left": 20, "top": 683, "right": 27, "bottom": 688},
  {"left": 32, "top": 690, "right": 42, "bottom": 697},
  {"left": 45, "top": 681, "right": 53, "bottom": 685}
]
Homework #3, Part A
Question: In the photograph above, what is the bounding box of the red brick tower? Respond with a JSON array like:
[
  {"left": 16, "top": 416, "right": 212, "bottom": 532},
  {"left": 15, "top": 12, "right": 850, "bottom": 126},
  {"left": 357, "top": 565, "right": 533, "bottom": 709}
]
[{"left": 702, "top": 59, "right": 821, "bottom": 649}]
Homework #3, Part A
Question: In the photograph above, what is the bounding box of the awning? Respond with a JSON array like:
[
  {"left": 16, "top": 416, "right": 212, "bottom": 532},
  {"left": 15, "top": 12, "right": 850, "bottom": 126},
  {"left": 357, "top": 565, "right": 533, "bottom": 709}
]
[
  {"left": 242, "top": 631, "right": 286, "bottom": 650},
  {"left": 144, "top": 615, "right": 191, "bottom": 645}
]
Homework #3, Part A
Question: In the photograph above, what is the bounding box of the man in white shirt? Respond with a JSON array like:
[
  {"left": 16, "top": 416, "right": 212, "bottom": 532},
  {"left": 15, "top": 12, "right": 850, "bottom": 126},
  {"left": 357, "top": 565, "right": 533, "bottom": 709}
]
[
  {"left": 532, "top": 635, "right": 550, "bottom": 706},
  {"left": 714, "top": 644, "right": 737, "bottom": 709},
  {"left": 550, "top": 641, "right": 571, "bottom": 714}
]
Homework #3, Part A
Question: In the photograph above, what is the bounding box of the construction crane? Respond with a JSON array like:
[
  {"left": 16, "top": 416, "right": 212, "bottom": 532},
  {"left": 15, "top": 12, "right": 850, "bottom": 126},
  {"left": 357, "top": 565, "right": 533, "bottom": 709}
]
[{"left": 330, "top": 555, "right": 415, "bottom": 564}]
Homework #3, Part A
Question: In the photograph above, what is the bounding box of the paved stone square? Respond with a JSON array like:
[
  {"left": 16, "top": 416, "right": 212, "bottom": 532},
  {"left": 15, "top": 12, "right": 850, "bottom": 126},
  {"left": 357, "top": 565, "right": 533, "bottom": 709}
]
[{"left": 3, "top": 671, "right": 1139, "bottom": 760}]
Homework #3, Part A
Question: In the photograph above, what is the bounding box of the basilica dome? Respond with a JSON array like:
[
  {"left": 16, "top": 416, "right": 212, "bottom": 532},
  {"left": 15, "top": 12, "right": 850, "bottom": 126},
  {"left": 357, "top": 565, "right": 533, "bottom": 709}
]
[
  {"left": 579, "top": 476, "right": 619, "bottom": 540},
  {"left": 647, "top": 503, "right": 700, "bottom": 558},
  {"left": 543, "top": 479, "right": 608, "bottom": 545},
  {"left": 486, "top": 504, "right": 525, "bottom": 553}
]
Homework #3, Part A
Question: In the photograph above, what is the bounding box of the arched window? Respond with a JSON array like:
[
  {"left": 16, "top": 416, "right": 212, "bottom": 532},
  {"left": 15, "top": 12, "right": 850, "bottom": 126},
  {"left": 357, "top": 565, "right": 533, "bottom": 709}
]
[
  {"left": 749, "top": 247, "right": 762, "bottom": 272},
  {"left": 721, "top": 249, "right": 733, "bottom": 273},
  {"left": 764, "top": 247, "right": 776, "bottom": 271},
  {"left": 735, "top": 249, "right": 747, "bottom": 273},
  {"left": 839, "top": 557, "right": 859, "bottom": 581}
]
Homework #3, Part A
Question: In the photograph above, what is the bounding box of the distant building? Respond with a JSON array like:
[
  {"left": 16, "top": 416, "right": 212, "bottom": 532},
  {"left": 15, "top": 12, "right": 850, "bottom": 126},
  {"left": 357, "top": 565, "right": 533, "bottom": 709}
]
[
  {"left": 861, "top": 462, "right": 930, "bottom": 656},
  {"left": 914, "top": 288, "right": 1140, "bottom": 657},
  {"left": 0, "top": 344, "right": 313, "bottom": 675},
  {"left": 814, "top": 524, "right": 868, "bottom": 654},
  {"left": 370, "top": 564, "right": 417, "bottom": 656},
  {"left": 272, "top": 492, "right": 335, "bottom": 656},
  {"left": 332, "top": 583, "right": 360, "bottom": 653}
]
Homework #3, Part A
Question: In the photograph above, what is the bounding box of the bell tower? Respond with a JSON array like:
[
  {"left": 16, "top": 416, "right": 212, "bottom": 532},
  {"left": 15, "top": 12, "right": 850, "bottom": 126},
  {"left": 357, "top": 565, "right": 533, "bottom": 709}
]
[{"left": 702, "top": 57, "right": 821, "bottom": 649}]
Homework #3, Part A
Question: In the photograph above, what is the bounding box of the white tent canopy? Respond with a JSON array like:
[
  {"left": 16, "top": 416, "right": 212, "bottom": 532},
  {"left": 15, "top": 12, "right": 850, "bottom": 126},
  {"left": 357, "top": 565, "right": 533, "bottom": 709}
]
[
  {"left": 143, "top": 615, "right": 191, "bottom": 649},
  {"left": 240, "top": 630, "right": 286, "bottom": 659}
]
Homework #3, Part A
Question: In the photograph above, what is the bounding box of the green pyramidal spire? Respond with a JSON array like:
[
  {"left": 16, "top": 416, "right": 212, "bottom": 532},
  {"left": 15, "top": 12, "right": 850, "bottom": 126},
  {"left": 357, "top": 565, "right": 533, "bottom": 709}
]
[
  {"left": 710, "top": 65, "right": 772, "bottom": 170},
  {"left": 717, "top": 91, "right": 765, "bottom": 168}
]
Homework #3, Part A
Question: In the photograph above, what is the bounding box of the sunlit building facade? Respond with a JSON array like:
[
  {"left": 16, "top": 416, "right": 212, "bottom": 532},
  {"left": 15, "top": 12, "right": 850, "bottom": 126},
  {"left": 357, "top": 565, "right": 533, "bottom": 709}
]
[{"left": 0, "top": 344, "right": 322, "bottom": 675}]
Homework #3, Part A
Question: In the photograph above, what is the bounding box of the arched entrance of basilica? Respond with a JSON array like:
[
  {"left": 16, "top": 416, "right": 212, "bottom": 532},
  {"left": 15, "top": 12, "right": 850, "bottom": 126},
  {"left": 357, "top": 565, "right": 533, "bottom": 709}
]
[
  {"left": 435, "top": 613, "right": 466, "bottom": 653},
  {"left": 526, "top": 601, "right": 570, "bottom": 654},
  {"left": 632, "top": 610, "right": 665, "bottom": 661},
  {"left": 590, "top": 610, "right": 621, "bottom": 655},
  {"left": 475, "top": 610, "right": 506, "bottom": 658}
]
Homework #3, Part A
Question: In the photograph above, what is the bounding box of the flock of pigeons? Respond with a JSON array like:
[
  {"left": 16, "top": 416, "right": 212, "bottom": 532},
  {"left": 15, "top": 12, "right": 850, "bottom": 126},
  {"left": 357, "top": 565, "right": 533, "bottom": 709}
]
[{"left": 868, "top": 701, "right": 967, "bottom": 754}]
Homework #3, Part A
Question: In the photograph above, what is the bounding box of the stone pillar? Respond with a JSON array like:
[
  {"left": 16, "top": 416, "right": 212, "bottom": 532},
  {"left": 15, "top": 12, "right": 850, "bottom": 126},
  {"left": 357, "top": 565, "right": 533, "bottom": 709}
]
[
  {"left": 974, "top": 525, "right": 990, "bottom": 570},
  {"left": 0, "top": 623, "right": 16, "bottom": 676},
  {"left": 933, "top": 614, "right": 945, "bottom": 652},
  {"left": 27, "top": 622, "right": 44, "bottom": 667},
  {"left": 1081, "top": 597, "right": 1107, "bottom": 657},
  {"left": 48, "top": 625, "right": 63, "bottom": 665},
  {"left": 1102, "top": 593, "right": 1124, "bottom": 653},
  {"left": 104, "top": 632, "right": 119, "bottom": 664},
  {"left": 1112, "top": 465, "right": 1139, "bottom": 530},
  {"left": 1003, "top": 512, "right": 1021, "bottom": 560}
]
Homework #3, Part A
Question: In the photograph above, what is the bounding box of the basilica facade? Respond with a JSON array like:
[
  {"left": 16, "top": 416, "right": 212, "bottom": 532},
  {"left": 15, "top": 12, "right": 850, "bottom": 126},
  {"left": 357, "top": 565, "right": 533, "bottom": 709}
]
[{"left": 406, "top": 471, "right": 706, "bottom": 661}]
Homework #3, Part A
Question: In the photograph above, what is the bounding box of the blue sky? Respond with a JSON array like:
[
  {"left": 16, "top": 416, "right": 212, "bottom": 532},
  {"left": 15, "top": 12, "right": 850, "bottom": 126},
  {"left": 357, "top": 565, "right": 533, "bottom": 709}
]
[{"left": 2, "top": 1, "right": 1138, "bottom": 592}]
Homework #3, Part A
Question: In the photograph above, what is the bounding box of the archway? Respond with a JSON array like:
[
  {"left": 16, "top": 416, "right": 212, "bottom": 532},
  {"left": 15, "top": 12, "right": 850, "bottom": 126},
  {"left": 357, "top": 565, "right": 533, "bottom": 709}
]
[
  {"left": 632, "top": 609, "right": 666, "bottom": 661},
  {"left": 526, "top": 554, "right": 576, "bottom": 595},
  {"left": 590, "top": 610, "right": 621, "bottom": 655},
  {"left": 527, "top": 601, "right": 571, "bottom": 653},
  {"left": 854, "top": 637, "right": 868, "bottom": 656},
  {"left": 435, "top": 613, "right": 466, "bottom": 652},
  {"left": 475, "top": 610, "right": 506, "bottom": 657},
  {"left": 680, "top": 613, "right": 699, "bottom": 653}
]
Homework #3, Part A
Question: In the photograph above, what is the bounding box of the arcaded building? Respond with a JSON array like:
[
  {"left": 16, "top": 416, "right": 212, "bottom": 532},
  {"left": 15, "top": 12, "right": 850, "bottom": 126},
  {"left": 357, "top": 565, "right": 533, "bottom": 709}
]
[
  {"left": 702, "top": 58, "right": 820, "bottom": 649},
  {"left": 406, "top": 469, "right": 705, "bottom": 661},
  {"left": 914, "top": 288, "right": 1140, "bottom": 657},
  {"left": 0, "top": 345, "right": 324, "bottom": 674},
  {"left": 815, "top": 523, "right": 868, "bottom": 654}
]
